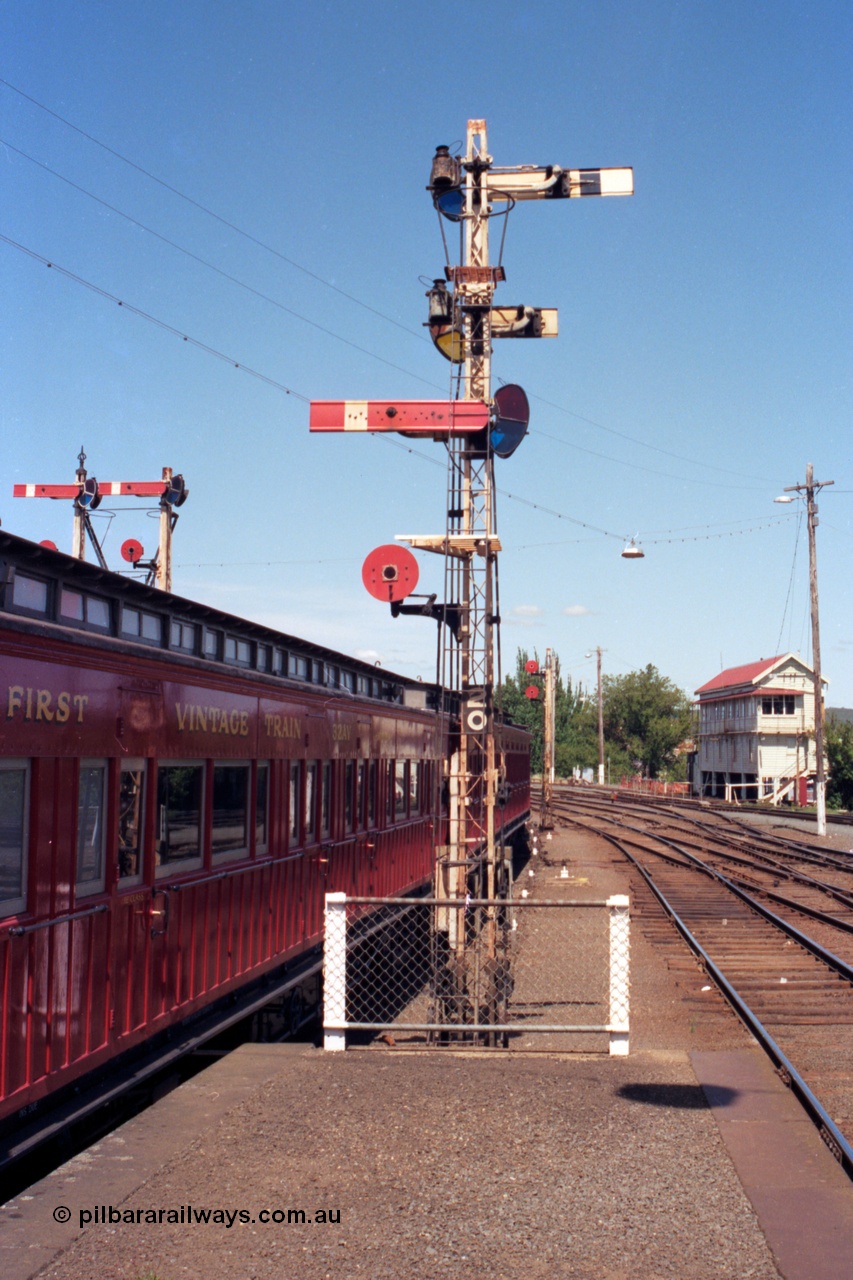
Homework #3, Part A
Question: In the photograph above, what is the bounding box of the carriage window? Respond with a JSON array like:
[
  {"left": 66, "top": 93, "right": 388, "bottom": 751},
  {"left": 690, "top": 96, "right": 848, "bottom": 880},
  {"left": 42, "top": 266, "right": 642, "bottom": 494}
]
[
  {"left": 118, "top": 761, "right": 145, "bottom": 881},
  {"left": 212, "top": 763, "right": 250, "bottom": 860},
  {"left": 320, "top": 762, "right": 332, "bottom": 838},
  {"left": 395, "top": 761, "right": 407, "bottom": 818},
  {"left": 289, "top": 761, "right": 302, "bottom": 844},
  {"left": 204, "top": 629, "right": 220, "bottom": 658},
  {"left": 0, "top": 762, "right": 28, "bottom": 915},
  {"left": 256, "top": 762, "right": 270, "bottom": 852},
  {"left": 77, "top": 761, "right": 107, "bottom": 895},
  {"left": 305, "top": 762, "right": 318, "bottom": 842},
  {"left": 356, "top": 757, "right": 366, "bottom": 829},
  {"left": 367, "top": 760, "right": 377, "bottom": 826},
  {"left": 344, "top": 761, "right": 356, "bottom": 834},
  {"left": 156, "top": 764, "right": 204, "bottom": 870},
  {"left": 257, "top": 645, "right": 270, "bottom": 672},
  {"left": 288, "top": 654, "right": 308, "bottom": 680},
  {"left": 60, "top": 588, "right": 84, "bottom": 621},
  {"left": 11, "top": 573, "right": 48, "bottom": 613},
  {"left": 170, "top": 621, "right": 197, "bottom": 653},
  {"left": 87, "top": 597, "right": 110, "bottom": 628},
  {"left": 409, "top": 762, "right": 421, "bottom": 814},
  {"left": 122, "top": 607, "right": 162, "bottom": 643},
  {"left": 272, "top": 648, "right": 285, "bottom": 675},
  {"left": 341, "top": 670, "right": 355, "bottom": 693}
]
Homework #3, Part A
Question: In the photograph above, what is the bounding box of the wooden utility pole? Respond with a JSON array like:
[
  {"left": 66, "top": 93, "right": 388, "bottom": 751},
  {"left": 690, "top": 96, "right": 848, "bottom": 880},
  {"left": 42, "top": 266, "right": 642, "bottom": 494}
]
[{"left": 784, "top": 464, "right": 833, "bottom": 836}]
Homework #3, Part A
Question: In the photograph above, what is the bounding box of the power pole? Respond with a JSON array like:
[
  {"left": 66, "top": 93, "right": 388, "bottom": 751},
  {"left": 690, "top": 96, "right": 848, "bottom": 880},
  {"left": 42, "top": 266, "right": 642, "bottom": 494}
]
[{"left": 784, "top": 464, "right": 833, "bottom": 835}]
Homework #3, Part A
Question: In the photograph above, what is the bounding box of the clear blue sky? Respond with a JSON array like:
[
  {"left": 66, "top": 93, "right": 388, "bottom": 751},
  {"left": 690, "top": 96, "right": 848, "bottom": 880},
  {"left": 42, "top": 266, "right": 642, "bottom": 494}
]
[{"left": 2, "top": 1, "right": 851, "bottom": 703}]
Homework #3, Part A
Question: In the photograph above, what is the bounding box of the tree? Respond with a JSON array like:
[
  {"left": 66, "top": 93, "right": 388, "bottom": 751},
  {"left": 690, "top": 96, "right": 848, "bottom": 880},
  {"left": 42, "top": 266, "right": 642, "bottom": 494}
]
[
  {"left": 826, "top": 716, "right": 853, "bottom": 811},
  {"left": 602, "top": 664, "right": 691, "bottom": 779}
]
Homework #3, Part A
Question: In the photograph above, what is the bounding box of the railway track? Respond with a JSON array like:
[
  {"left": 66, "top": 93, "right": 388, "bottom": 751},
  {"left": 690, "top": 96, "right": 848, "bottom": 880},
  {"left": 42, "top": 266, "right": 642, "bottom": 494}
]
[{"left": 544, "top": 786, "right": 853, "bottom": 1177}]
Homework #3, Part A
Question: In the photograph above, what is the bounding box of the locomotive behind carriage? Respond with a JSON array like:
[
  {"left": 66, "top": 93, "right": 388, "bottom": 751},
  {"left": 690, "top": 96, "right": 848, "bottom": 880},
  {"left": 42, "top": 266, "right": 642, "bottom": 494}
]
[{"left": 0, "top": 531, "right": 530, "bottom": 1161}]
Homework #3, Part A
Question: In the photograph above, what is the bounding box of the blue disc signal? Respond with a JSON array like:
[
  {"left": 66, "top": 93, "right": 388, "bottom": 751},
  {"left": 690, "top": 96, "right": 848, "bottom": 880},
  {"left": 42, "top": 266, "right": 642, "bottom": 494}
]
[{"left": 490, "top": 384, "right": 529, "bottom": 459}]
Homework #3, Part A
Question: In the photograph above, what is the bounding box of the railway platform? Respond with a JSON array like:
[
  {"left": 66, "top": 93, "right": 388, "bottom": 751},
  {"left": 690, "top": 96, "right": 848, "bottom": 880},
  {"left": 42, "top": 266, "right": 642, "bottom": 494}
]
[{"left": 4, "top": 821, "right": 853, "bottom": 1280}]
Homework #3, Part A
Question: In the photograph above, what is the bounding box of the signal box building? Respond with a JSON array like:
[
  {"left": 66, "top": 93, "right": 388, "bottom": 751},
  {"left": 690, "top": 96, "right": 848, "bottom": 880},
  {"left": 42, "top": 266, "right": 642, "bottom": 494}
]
[{"left": 694, "top": 654, "right": 826, "bottom": 804}]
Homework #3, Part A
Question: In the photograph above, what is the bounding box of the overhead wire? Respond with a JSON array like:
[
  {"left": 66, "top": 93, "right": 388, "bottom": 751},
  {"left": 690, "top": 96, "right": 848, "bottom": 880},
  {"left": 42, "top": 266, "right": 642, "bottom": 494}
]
[
  {"left": 0, "top": 77, "right": 427, "bottom": 343},
  {"left": 3, "top": 75, "right": 792, "bottom": 493},
  {"left": 2, "top": 229, "right": 803, "bottom": 556}
]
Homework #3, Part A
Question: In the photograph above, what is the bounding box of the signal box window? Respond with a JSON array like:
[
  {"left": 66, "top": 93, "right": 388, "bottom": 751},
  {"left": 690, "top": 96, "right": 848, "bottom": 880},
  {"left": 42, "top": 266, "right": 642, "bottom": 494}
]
[
  {"left": 0, "top": 761, "right": 29, "bottom": 916},
  {"left": 761, "top": 695, "right": 795, "bottom": 715},
  {"left": 118, "top": 761, "right": 145, "bottom": 881},
  {"left": 256, "top": 762, "right": 270, "bottom": 853},
  {"left": 11, "top": 573, "right": 48, "bottom": 614},
  {"left": 212, "top": 763, "right": 250, "bottom": 860},
  {"left": 77, "top": 761, "right": 107, "bottom": 896},
  {"left": 156, "top": 764, "right": 204, "bottom": 871}
]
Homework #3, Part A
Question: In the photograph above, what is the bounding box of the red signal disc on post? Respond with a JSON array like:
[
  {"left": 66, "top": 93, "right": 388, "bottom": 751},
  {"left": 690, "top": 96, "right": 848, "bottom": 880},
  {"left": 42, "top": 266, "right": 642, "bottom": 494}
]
[
  {"left": 525, "top": 685, "right": 540, "bottom": 700},
  {"left": 121, "top": 538, "right": 144, "bottom": 564},
  {"left": 38, "top": 540, "right": 58, "bottom": 551},
  {"left": 525, "top": 659, "right": 539, "bottom": 674},
  {"left": 362, "top": 545, "right": 419, "bottom": 603}
]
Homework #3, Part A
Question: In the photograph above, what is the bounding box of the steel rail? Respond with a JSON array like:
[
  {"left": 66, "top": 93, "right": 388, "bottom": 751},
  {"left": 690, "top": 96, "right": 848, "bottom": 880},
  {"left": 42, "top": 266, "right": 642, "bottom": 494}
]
[{"left": 587, "top": 823, "right": 853, "bottom": 1177}]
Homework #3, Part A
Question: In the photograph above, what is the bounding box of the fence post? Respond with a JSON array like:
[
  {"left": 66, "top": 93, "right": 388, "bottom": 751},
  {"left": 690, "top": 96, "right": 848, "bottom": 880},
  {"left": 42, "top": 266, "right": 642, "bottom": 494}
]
[
  {"left": 607, "top": 894, "right": 630, "bottom": 1055},
  {"left": 323, "top": 892, "right": 347, "bottom": 1052}
]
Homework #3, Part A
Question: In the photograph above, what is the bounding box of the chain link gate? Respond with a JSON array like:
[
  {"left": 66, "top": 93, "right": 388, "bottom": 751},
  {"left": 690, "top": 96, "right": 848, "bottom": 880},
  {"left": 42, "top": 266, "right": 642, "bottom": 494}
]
[{"left": 323, "top": 894, "right": 629, "bottom": 1053}]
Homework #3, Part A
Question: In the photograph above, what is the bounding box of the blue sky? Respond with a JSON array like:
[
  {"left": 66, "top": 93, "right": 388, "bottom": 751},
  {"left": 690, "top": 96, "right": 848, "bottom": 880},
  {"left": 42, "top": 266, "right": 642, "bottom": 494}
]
[{"left": 2, "top": 1, "right": 851, "bottom": 702}]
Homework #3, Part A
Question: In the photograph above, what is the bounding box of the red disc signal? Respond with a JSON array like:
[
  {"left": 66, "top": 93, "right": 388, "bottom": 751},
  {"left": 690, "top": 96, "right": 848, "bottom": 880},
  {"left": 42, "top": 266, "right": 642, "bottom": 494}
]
[
  {"left": 362, "top": 545, "right": 419, "bottom": 603},
  {"left": 525, "top": 659, "right": 539, "bottom": 674},
  {"left": 121, "top": 538, "right": 145, "bottom": 564},
  {"left": 38, "top": 540, "right": 58, "bottom": 551},
  {"left": 525, "top": 685, "right": 540, "bottom": 700}
]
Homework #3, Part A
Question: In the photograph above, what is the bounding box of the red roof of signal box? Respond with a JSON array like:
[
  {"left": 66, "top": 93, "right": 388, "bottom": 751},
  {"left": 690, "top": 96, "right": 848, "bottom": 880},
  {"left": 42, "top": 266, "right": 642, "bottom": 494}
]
[{"left": 695, "top": 655, "right": 790, "bottom": 696}]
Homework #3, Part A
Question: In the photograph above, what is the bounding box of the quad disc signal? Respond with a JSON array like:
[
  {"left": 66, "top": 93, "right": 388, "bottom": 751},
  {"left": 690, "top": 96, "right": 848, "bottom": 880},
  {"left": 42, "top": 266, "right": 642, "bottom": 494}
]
[{"left": 362, "top": 545, "right": 419, "bottom": 603}]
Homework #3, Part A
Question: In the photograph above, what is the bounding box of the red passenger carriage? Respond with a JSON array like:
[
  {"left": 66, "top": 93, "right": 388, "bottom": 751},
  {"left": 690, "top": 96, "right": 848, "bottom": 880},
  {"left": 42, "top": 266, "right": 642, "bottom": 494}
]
[{"left": 0, "top": 532, "right": 529, "bottom": 1161}]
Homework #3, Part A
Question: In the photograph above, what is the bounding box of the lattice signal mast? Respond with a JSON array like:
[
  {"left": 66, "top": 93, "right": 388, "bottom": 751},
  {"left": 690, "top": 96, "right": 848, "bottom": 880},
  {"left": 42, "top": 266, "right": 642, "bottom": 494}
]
[{"left": 310, "top": 120, "right": 632, "bottom": 921}]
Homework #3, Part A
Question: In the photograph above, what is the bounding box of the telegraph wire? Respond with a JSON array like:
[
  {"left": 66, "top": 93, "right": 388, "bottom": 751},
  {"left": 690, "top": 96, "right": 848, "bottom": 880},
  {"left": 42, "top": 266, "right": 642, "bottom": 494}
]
[
  {"left": 0, "top": 232, "right": 805, "bottom": 550},
  {"left": 0, "top": 138, "right": 441, "bottom": 390},
  {"left": 3, "top": 78, "right": 796, "bottom": 492},
  {"left": 775, "top": 506, "right": 804, "bottom": 655},
  {"left": 0, "top": 233, "right": 311, "bottom": 401},
  {"left": 0, "top": 77, "right": 427, "bottom": 343}
]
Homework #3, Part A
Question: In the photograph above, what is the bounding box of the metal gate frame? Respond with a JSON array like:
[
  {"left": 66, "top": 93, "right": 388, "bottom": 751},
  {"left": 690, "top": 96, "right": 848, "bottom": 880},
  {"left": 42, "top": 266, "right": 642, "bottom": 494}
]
[{"left": 323, "top": 894, "right": 629, "bottom": 1055}]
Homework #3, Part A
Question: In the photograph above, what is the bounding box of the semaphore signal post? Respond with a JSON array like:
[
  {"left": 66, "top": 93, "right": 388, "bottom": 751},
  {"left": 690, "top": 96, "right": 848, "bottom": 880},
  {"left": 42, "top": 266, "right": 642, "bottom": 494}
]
[{"left": 311, "top": 119, "right": 631, "bottom": 1032}]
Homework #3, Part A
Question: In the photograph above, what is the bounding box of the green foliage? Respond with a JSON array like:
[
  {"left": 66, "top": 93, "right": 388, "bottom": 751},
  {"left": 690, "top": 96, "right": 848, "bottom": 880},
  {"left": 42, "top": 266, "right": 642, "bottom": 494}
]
[
  {"left": 602, "top": 664, "right": 692, "bottom": 779},
  {"left": 826, "top": 716, "right": 853, "bottom": 811},
  {"left": 497, "top": 652, "right": 691, "bottom": 781},
  {"left": 496, "top": 649, "right": 597, "bottom": 775}
]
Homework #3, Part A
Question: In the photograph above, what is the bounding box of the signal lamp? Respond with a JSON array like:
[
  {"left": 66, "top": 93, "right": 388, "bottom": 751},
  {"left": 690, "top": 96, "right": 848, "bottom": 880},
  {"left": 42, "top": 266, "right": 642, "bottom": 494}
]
[
  {"left": 163, "top": 473, "right": 189, "bottom": 507},
  {"left": 77, "top": 477, "right": 101, "bottom": 510}
]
